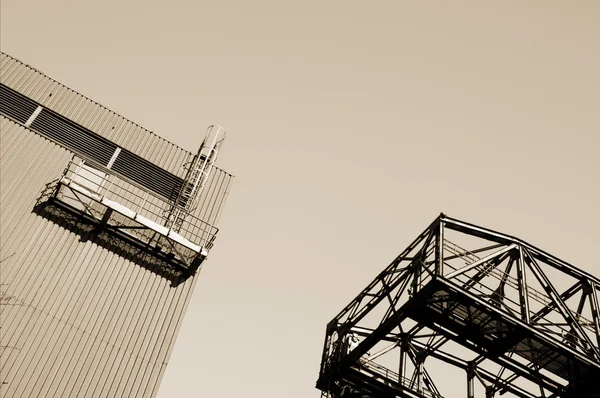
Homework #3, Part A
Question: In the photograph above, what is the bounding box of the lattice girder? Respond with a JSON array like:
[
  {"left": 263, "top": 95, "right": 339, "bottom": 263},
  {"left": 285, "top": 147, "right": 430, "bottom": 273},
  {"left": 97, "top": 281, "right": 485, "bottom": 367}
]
[{"left": 317, "top": 213, "right": 600, "bottom": 398}]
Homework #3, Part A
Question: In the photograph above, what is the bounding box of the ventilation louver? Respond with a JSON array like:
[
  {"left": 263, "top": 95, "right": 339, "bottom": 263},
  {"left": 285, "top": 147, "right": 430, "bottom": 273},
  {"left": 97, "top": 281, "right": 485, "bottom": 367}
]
[{"left": 0, "top": 83, "right": 184, "bottom": 203}]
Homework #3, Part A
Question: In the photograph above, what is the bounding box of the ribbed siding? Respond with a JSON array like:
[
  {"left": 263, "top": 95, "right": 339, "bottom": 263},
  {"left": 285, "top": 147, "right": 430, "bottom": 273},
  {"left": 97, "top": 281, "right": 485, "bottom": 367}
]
[
  {"left": 0, "top": 117, "right": 199, "bottom": 398},
  {"left": 0, "top": 51, "right": 234, "bottom": 224},
  {"left": 0, "top": 84, "right": 38, "bottom": 124},
  {"left": 0, "top": 52, "right": 192, "bottom": 179}
]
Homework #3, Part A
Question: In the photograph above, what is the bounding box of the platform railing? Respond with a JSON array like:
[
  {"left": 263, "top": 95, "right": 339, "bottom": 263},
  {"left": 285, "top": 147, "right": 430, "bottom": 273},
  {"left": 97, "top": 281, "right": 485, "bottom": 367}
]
[
  {"left": 440, "top": 240, "right": 595, "bottom": 352},
  {"left": 57, "top": 158, "right": 219, "bottom": 253},
  {"left": 355, "top": 360, "right": 444, "bottom": 398},
  {"left": 443, "top": 239, "right": 551, "bottom": 308}
]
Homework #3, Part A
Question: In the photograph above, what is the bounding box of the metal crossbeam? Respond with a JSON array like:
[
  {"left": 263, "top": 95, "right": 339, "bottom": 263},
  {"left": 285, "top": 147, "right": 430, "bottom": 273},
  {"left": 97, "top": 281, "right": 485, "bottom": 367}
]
[{"left": 317, "top": 213, "right": 600, "bottom": 398}]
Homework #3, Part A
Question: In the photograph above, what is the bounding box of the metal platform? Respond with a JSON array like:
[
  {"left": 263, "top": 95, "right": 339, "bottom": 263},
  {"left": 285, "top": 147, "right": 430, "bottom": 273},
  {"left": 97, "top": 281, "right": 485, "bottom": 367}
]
[
  {"left": 47, "top": 157, "right": 219, "bottom": 273},
  {"left": 317, "top": 214, "right": 600, "bottom": 398}
]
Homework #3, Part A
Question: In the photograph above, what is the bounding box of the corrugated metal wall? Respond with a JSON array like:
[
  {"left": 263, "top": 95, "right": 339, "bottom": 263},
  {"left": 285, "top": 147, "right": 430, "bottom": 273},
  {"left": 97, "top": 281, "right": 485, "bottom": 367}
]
[
  {"left": 0, "top": 52, "right": 234, "bottom": 227},
  {"left": 0, "top": 53, "right": 232, "bottom": 397},
  {"left": 0, "top": 52, "right": 191, "bottom": 178}
]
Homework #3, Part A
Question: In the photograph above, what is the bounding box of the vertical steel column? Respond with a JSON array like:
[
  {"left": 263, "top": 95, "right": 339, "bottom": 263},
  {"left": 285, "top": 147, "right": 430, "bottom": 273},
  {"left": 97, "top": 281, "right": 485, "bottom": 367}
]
[
  {"left": 416, "top": 357, "right": 424, "bottom": 394},
  {"left": 437, "top": 217, "right": 445, "bottom": 276},
  {"left": 589, "top": 281, "right": 600, "bottom": 349},
  {"left": 467, "top": 362, "right": 475, "bottom": 398},
  {"left": 516, "top": 246, "right": 531, "bottom": 323},
  {"left": 398, "top": 335, "right": 408, "bottom": 386},
  {"left": 526, "top": 251, "right": 600, "bottom": 359}
]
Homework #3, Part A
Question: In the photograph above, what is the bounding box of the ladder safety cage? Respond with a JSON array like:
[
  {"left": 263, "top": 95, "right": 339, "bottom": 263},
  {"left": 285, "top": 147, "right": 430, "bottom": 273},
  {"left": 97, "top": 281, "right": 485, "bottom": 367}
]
[{"left": 167, "top": 125, "right": 226, "bottom": 233}]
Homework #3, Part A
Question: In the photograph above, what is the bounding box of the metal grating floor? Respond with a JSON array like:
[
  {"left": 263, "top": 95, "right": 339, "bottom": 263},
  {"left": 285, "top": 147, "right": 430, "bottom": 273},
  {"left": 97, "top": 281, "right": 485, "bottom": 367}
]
[{"left": 406, "top": 279, "right": 600, "bottom": 390}]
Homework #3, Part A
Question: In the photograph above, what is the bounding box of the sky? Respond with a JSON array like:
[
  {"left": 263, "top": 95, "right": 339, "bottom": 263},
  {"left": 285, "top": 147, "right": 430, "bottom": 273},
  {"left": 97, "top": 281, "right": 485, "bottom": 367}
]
[{"left": 1, "top": 1, "right": 599, "bottom": 397}]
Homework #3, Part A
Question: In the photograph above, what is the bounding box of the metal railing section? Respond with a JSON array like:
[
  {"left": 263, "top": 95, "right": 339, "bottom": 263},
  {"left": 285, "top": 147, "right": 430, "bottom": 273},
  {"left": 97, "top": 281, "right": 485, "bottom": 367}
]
[
  {"left": 57, "top": 158, "right": 219, "bottom": 253},
  {"left": 354, "top": 360, "right": 444, "bottom": 398},
  {"left": 442, "top": 239, "right": 596, "bottom": 350}
]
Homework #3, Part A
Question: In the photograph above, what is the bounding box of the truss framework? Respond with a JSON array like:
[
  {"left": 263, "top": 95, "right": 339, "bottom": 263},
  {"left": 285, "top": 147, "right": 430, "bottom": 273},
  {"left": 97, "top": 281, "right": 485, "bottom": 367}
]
[{"left": 316, "top": 214, "right": 600, "bottom": 398}]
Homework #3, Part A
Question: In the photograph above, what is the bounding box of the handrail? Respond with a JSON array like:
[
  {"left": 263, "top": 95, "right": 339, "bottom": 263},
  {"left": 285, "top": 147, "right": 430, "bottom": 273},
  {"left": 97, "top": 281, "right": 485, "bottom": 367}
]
[
  {"left": 59, "top": 158, "right": 219, "bottom": 251},
  {"left": 356, "top": 360, "right": 444, "bottom": 398},
  {"left": 443, "top": 239, "right": 596, "bottom": 339}
]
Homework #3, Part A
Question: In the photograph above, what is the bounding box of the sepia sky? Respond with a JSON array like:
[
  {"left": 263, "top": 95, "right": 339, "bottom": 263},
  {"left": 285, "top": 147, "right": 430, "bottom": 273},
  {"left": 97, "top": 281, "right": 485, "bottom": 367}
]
[{"left": 1, "top": 1, "right": 599, "bottom": 397}]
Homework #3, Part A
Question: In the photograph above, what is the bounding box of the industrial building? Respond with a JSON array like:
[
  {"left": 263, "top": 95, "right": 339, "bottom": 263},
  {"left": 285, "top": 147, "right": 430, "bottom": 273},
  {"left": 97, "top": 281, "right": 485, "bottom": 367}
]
[
  {"left": 0, "top": 51, "right": 233, "bottom": 397},
  {"left": 317, "top": 213, "right": 600, "bottom": 398}
]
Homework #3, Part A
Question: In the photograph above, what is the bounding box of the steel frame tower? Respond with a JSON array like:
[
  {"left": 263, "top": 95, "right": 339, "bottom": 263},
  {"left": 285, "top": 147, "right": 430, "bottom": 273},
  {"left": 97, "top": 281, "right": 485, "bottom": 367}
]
[{"left": 316, "top": 213, "right": 600, "bottom": 398}]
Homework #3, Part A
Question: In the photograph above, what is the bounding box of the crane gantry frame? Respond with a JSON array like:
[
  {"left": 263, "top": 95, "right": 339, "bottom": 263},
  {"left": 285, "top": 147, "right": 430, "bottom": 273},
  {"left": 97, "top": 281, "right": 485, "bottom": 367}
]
[{"left": 317, "top": 213, "right": 600, "bottom": 398}]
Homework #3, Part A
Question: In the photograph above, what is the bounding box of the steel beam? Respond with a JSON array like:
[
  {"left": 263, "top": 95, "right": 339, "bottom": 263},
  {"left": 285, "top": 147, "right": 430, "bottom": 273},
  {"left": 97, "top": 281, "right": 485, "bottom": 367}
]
[{"left": 317, "top": 214, "right": 600, "bottom": 398}]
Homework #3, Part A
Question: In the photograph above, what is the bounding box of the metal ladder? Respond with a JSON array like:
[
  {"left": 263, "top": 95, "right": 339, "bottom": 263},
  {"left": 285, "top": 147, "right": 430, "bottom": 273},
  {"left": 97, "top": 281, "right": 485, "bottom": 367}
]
[{"left": 167, "top": 125, "right": 226, "bottom": 232}]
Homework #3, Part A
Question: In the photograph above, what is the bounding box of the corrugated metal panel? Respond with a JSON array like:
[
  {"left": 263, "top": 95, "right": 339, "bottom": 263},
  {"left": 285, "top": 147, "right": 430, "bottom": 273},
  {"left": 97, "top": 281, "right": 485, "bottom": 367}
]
[
  {"left": 0, "top": 52, "right": 192, "bottom": 179},
  {"left": 0, "top": 116, "right": 201, "bottom": 398},
  {"left": 0, "top": 83, "right": 38, "bottom": 123},
  {"left": 0, "top": 51, "right": 234, "bottom": 223},
  {"left": 0, "top": 83, "right": 195, "bottom": 202},
  {"left": 0, "top": 52, "right": 234, "bottom": 397},
  {"left": 110, "top": 149, "right": 183, "bottom": 202}
]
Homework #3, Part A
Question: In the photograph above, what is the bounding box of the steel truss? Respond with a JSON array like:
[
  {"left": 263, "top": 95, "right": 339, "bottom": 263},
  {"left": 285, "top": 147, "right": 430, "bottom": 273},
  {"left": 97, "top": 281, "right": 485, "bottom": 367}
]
[{"left": 316, "top": 214, "right": 600, "bottom": 398}]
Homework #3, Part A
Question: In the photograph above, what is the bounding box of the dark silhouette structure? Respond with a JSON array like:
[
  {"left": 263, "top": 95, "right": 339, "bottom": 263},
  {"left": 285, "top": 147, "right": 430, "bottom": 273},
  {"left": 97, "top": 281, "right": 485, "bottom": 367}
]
[{"left": 317, "top": 213, "right": 600, "bottom": 398}]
